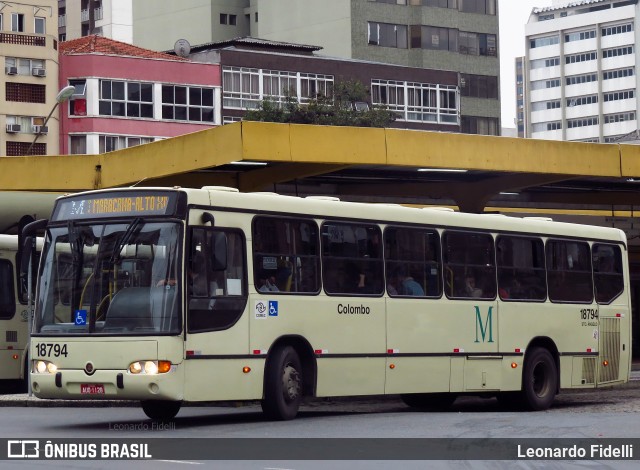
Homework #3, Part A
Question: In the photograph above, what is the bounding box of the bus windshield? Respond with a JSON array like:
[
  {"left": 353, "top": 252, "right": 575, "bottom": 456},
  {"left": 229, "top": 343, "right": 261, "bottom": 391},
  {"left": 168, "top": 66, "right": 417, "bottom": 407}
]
[{"left": 34, "top": 220, "right": 182, "bottom": 335}]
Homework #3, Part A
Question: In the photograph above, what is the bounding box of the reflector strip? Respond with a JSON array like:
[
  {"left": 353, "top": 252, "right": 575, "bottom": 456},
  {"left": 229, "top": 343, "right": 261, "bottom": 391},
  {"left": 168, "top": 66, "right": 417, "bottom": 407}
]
[
  {"left": 515, "top": 348, "right": 521, "bottom": 353},
  {"left": 252, "top": 349, "right": 266, "bottom": 355},
  {"left": 387, "top": 349, "right": 399, "bottom": 354},
  {"left": 314, "top": 349, "right": 328, "bottom": 355},
  {"left": 453, "top": 348, "right": 464, "bottom": 353},
  {"left": 587, "top": 348, "right": 592, "bottom": 353}
]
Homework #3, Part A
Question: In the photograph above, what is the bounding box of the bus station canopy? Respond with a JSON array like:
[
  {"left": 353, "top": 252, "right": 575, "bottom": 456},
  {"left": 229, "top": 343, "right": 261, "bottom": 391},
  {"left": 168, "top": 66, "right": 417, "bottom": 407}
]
[{"left": 2, "top": 121, "right": 640, "bottom": 224}]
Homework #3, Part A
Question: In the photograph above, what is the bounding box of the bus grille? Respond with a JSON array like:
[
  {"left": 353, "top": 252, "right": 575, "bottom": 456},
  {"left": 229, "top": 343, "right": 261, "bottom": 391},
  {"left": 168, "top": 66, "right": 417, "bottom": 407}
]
[
  {"left": 599, "top": 317, "right": 620, "bottom": 383},
  {"left": 6, "top": 331, "right": 17, "bottom": 342},
  {"left": 582, "top": 358, "right": 595, "bottom": 384}
]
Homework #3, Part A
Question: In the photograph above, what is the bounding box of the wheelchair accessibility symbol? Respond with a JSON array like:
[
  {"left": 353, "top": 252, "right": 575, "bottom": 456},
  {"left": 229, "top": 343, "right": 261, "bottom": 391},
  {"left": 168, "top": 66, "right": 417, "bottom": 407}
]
[
  {"left": 75, "top": 309, "right": 87, "bottom": 325},
  {"left": 268, "top": 301, "right": 278, "bottom": 317}
]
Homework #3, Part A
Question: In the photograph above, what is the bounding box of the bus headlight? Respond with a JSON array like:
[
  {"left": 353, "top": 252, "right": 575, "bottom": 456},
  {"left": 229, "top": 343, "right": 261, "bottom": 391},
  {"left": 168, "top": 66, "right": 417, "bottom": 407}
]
[
  {"left": 128, "top": 360, "right": 171, "bottom": 375},
  {"left": 34, "top": 360, "right": 57, "bottom": 374}
]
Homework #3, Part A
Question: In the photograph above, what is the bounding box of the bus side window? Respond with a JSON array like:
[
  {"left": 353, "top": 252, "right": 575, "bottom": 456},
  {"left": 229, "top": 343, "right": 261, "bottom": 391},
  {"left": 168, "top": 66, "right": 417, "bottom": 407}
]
[
  {"left": 593, "top": 243, "right": 624, "bottom": 304},
  {"left": 0, "top": 259, "right": 15, "bottom": 319}
]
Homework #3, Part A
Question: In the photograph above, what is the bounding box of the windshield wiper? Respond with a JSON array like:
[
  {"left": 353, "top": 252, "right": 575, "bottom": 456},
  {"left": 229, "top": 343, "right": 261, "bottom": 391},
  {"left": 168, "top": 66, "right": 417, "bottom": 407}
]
[{"left": 109, "top": 218, "right": 143, "bottom": 265}]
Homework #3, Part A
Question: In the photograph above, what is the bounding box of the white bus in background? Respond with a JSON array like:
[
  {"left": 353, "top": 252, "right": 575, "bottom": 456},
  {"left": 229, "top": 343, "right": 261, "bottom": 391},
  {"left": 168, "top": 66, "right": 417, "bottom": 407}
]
[
  {"left": 27, "top": 187, "right": 632, "bottom": 420},
  {"left": 0, "top": 234, "right": 39, "bottom": 391}
]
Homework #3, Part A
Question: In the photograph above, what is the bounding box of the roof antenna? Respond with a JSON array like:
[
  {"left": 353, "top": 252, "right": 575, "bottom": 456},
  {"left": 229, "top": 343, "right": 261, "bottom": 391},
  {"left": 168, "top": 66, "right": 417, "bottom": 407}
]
[{"left": 130, "top": 177, "right": 148, "bottom": 188}]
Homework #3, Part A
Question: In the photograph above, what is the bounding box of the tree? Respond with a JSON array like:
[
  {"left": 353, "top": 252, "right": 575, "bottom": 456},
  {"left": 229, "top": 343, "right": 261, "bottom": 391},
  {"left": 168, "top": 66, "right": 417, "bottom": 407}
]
[{"left": 243, "top": 79, "right": 396, "bottom": 128}]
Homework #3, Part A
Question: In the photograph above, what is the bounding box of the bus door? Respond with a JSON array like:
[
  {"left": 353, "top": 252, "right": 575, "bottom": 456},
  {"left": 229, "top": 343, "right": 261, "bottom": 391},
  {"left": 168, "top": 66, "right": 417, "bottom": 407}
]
[{"left": 182, "top": 217, "right": 251, "bottom": 401}]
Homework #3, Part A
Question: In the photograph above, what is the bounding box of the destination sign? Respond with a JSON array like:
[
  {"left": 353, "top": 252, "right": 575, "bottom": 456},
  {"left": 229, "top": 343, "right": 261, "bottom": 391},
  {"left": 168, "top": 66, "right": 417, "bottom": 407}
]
[{"left": 52, "top": 191, "right": 182, "bottom": 221}]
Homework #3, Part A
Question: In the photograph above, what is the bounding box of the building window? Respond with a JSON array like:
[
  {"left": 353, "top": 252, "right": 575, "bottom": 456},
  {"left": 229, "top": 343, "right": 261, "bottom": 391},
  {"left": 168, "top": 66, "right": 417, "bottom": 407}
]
[
  {"left": 566, "top": 95, "right": 598, "bottom": 107},
  {"left": 567, "top": 116, "right": 598, "bottom": 128},
  {"left": 99, "top": 135, "right": 153, "bottom": 153},
  {"left": 531, "top": 79, "right": 560, "bottom": 90},
  {"left": 300, "top": 73, "right": 334, "bottom": 102},
  {"left": 604, "top": 111, "right": 636, "bottom": 124},
  {"left": 11, "top": 13, "right": 24, "bottom": 32},
  {"left": 161, "top": 85, "right": 215, "bottom": 122},
  {"left": 461, "top": 116, "right": 498, "bottom": 135},
  {"left": 34, "top": 17, "right": 45, "bottom": 34},
  {"left": 372, "top": 79, "right": 459, "bottom": 124},
  {"left": 368, "top": 22, "right": 408, "bottom": 48},
  {"left": 532, "top": 100, "right": 560, "bottom": 111},
  {"left": 603, "top": 67, "right": 635, "bottom": 80},
  {"left": 69, "top": 79, "right": 87, "bottom": 116},
  {"left": 565, "top": 52, "right": 597, "bottom": 64},
  {"left": 223, "top": 67, "right": 260, "bottom": 110},
  {"left": 69, "top": 135, "right": 87, "bottom": 155},
  {"left": 602, "top": 46, "right": 634, "bottom": 58},
  {"left": 6, "top": 83, "right": 46, "bottom": 103},
  {"left": 255, "top": 12, "right": 258, "bottom": 22},
  {"left": 538, "top": 14, "right": 555, "bottom": 21},
  {"left": 220, "top": 13, "right": 228, "bottom": 25},
  {"left": 459, "top": 31, "right": 496, "bottom": 56},
  {"left": 460, "top": 74, "right": 498, "bottom": 99},
  {"left": 263, "top": 70, "right": 298, "bottom": 103},
  {"left": 530, "top": 35, "right": 559, "bottom": 48},
  {"left": 99, "top": 80, "right": 153, "bottom": 118},
  {"left": 4, "top": 57, "right": 45, "bottom": 76},
  {"left": 223, "top": 116, "right": 242, "bottom": 125},
  {"left": 6, "top": 141, "right": 45, "bottom": 156},
  {"left": 566, "top": 73, "right": 597, "bottom": 86},
  {"left": 532, "top": 121, "right": 562, "bottom": 132},
  {"left": 459, "top": 0, "right": 496, "bottom": 15},
  {"left": 564, "top": 30, "right": 595, "bottom": 42},
  {"left": 229, "top": 14, "right": 237, "bottom": 26},
  {"left": 413, "top": 25, "right": 456, "bottom": 51},
  {"left": 604, "top": 90, "right": 635, "bottom": 102},
  {"left": 602, "top": 23, "right": 633, "bottom": 36}
]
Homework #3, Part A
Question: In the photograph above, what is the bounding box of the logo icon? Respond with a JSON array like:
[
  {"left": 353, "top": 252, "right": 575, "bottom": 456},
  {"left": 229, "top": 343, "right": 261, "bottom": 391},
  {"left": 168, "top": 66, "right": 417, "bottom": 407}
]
[
  {"left": 268, "top": 301, "right": 278, "bottom": 317},
  {"left": 75, "top": 310, "right": 87, "bottom": 326},
  {"left": 8, "top": 440, "right": 40, "bottom": 458}
]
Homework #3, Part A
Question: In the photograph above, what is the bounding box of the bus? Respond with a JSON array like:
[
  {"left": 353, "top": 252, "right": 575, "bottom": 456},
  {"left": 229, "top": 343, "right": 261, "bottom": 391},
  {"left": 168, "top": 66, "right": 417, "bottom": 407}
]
[
  {"left": 0, "top": 234, "right": 39, "bottom": 391},
  {"left": 27, "top": 187, "right": 632, "bottom": 420}
]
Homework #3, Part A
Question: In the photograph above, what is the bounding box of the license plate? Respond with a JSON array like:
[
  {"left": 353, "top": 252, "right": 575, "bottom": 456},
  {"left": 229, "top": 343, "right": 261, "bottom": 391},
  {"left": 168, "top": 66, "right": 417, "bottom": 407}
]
[{"left": 80, "top": 384, "right": 105, "bottom": 394}]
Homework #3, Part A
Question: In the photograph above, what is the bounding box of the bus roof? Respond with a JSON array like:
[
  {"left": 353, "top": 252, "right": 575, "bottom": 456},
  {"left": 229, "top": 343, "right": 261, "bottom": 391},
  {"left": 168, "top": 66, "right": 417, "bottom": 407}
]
[{"left": 53, "top": 187, "right": 627, "bottom": 245}]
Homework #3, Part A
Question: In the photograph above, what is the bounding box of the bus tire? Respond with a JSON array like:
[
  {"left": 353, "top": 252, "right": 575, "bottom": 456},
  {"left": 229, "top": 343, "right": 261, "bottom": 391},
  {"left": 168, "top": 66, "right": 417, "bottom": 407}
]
[
  {"left": 141, "top": 400, "right": 181, "bottom": 421},
  {"left": 401, "top": 393, "right": 456, "bottom": 410},
  {"left": 262, "top": 345, "right": 302, "bottom": 420},
  {"left": 521, "top": 347, "right": 557, "bottom": 411}
]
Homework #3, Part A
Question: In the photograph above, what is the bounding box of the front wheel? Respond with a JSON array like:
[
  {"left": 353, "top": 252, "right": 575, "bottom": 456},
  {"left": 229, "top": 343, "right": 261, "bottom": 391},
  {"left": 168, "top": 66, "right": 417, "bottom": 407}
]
[
  {"left": 261, "top": 346, "right": 303, "bottom": 420},
  {"left": 521, "top": 347, "right": 558, "bottom": 411},
  {"left": 141, "top": 400, "right": 181, "bottom": 420}
]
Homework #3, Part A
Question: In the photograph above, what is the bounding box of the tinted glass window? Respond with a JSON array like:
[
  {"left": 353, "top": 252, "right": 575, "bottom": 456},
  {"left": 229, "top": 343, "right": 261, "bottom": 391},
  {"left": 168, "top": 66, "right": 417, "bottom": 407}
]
[
  {"left": 443, "top": 231, "right": 496, "bottom": 300},
  {"left": 496, "top": 236, "right": 546, "bottom": 301},
  {"left": 546, "top": 240, "right": 593, "bottom": 303}
]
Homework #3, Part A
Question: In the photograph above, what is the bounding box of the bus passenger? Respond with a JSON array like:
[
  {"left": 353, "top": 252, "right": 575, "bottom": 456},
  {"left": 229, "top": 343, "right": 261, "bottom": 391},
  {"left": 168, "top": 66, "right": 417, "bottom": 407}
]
[
  {"left": 464, "top": 275, "right": 483, "bottom": 298},
  {"left": 395, "top": 266, "right": 424, "bottom": 296}
]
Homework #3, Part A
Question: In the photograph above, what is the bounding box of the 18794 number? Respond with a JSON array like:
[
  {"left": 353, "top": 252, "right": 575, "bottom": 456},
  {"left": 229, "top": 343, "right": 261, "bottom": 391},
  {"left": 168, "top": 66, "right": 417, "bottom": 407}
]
[
  {"left": 580, "top": 308, "right": 598, "bottom": 320},
  {"left": 35, "top": 343, "right": 68, "bottom": 358}
]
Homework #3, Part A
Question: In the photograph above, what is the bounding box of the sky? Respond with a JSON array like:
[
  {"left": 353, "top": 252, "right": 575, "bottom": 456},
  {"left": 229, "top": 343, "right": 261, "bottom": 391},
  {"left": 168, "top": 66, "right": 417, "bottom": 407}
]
[{"left": 499, "top": 0, "right": 554, "bottom": 129}]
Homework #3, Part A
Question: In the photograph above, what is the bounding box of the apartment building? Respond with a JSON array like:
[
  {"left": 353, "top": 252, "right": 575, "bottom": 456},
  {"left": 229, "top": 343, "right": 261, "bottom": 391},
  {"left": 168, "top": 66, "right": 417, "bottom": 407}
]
[
  {"left": 515, "top": 56, "right": 526, "bottom": 138},
  {"left": 183, "top": 37, "right": 460, "bottom": 132},
  {"left": 1, "top": 0, "right": 60, "bottom": 156},
  {"left": 58, "top": 0, "right": 132, "bottom": 43},
  {"left": 60, "top": 35, "right": 220, "bottom": 154},
  {"left": 525, "top": 0, "right": 639, "bottom": 142},
  {"left": 61, "top": 1, "right": 498, "bottom": 136}
]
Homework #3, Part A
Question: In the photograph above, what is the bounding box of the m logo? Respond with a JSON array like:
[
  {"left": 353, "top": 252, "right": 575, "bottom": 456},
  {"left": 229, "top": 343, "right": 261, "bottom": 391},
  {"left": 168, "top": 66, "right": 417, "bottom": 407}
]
[{"left": 474, "top": 306, "right": 494, "bottom": 343}]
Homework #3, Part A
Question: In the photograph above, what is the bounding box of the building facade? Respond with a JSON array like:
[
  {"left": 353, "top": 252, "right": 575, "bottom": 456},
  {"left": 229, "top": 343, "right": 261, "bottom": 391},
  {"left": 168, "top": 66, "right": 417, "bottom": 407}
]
[
  {"left": 515, "top": 56, "right": 526, "bottom": 138},
  {"left": 525, "top": 0, "right": 639, "bottom": 142},
  {"left": 65, "top": 0, "right": 498, "bottom": 136},
  {"left": 58, "top": 0, "right": 133, "bottom": 43},
  {"left": 182, "top": 38, "right": 461, "bottom": 132},
  {"left": 60, "top": 35, "right": 220, "bottom": 155},
  {"left": 1, "top": 0, "right": 61, "bottom": 156}
]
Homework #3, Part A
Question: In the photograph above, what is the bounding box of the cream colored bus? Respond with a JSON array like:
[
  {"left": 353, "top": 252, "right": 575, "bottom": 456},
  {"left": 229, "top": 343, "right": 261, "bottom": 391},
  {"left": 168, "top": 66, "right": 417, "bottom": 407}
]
[
  {"left": 0, "top": 234, "right": 39, "bottom": 390},
  {"left": 28, "top": 187, "right": 631, "bottom": 420}
]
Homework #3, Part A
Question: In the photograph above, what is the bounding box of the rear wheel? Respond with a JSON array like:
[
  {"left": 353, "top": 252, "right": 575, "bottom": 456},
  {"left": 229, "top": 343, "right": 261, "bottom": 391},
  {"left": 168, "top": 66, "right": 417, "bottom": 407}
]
[
  {"left": 401, "top": 393, "right": 456, "bottom": 410},
  {"left": 141, "top": 400, "right": 181, "bottom": 420},
  {"left": 262, "top": 346, "right": 303, "bottom": 420},
  {"left": 521, "top": 347, "right": 557, "bottom": 411}
]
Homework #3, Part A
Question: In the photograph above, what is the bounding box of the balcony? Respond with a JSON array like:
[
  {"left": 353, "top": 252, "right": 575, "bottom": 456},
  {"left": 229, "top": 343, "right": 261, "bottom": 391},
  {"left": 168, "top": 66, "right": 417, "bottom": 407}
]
[{"left": 0, "top": 32, "right": 46, "bottom": 47}]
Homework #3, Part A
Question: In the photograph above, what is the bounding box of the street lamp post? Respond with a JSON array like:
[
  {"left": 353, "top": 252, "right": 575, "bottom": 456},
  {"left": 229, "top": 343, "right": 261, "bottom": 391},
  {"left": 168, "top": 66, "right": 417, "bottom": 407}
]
[{"left": 27, "top": 85, "right": 76, "bottom": 156}]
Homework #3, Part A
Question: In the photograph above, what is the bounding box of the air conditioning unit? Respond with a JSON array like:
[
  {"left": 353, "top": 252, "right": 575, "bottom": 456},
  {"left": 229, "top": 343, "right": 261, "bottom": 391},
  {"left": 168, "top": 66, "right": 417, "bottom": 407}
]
[
  {"left": 31, "top": 68, "right": 46, "bottom": 77},
  {"left": 32, "top": 125, "right": 48, "bottom": 134},
  {"left": 5, "top": 66, "right": 18, "bottom": 75},
  {"left": 6, "top": 124, "right": 21, "bottom": 133}
]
